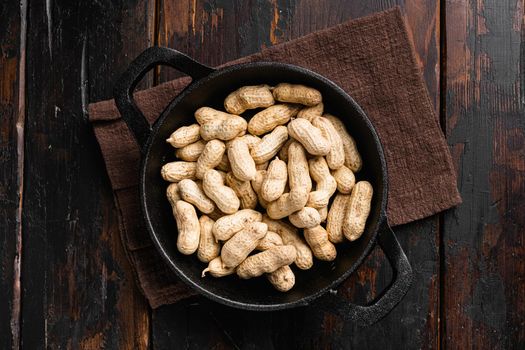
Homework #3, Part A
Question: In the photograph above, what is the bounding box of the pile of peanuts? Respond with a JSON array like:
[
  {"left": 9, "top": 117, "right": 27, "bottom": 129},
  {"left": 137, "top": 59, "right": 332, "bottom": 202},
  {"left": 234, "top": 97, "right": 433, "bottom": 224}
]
[{"left": 161, "top": 83, "right": 373, "bottom": 292}]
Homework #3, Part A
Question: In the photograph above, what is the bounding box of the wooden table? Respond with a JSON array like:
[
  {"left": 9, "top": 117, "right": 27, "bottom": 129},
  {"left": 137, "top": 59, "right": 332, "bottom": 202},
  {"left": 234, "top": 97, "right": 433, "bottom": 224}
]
[{"left": 1, "top": 0, "right": 523, "bottom": 348}]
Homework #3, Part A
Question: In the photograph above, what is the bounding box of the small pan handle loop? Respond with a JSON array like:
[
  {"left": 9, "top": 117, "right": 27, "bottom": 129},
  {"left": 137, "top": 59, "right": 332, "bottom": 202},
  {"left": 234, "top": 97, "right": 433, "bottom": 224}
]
[
  {"left": 113, "top": 47, "right": 215, "bottom": 149},
  {"left": 317, "top": 221, "right": 413, "bottom": 326}
]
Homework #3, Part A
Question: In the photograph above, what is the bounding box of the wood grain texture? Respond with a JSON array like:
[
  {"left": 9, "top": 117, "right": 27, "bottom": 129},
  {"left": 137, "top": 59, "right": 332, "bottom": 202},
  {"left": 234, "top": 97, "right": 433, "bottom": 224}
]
[
  {"left": 444, "top": 0, "right": 525, "bottom": 348},
  {"left": 0, "top": 1, "right": 25, "bottom": 349},
  {"left": 156, "top": 0, "right": 291, "bottom": 81},
  {"left": 8, "top": 0, "right": 524, "bottom": 347},
  {"left": 153, "top": 1, "right": 440, "bottom": 349},
  {"left": 19, "top": 1, "right": 153, "bottom": 348}
]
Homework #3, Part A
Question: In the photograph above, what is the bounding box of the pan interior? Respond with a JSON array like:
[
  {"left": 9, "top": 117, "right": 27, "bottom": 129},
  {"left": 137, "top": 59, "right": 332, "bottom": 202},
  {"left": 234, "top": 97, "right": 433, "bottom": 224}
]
[{"left": 142, "top": 63, "right": 386, "bottom": 309}]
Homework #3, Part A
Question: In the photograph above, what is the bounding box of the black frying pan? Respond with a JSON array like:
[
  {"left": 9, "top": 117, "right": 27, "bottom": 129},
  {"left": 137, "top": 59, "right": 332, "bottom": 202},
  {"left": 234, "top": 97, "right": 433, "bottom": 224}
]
[{"left": 114, "top": 47, "right": 413, "bottom": 326}]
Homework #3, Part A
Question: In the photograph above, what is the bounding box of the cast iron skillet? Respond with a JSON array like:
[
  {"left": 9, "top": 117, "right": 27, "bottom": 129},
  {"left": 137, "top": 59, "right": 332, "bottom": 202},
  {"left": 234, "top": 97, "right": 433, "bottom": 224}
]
[{"left": 114, "top": 47, "right": 413, "bottom": 326}]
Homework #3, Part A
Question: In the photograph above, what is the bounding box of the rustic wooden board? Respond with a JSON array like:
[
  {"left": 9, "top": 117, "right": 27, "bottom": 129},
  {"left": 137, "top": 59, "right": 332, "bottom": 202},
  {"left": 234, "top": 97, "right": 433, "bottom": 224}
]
[
  {"left": 444, "top": 0, "right": 525, "bottom": 348},
  {"left": 0, "top": 1, "right": 25, "bottom": 349},
  {"left": 153, "top": 1, "right": 441, "bottom": 348},
  {"left": 19, "top": 1, "right": 153, "bottom": 348},
  {"left": 7, "top": 0, "right": 524, "bottom": 347}
]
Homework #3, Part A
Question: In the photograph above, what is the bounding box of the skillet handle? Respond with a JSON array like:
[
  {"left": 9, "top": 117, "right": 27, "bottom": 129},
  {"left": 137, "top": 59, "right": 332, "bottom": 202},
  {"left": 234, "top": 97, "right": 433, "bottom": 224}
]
[
  {"left": 318, "top": 221, "right": 413, "bottom": 326},
  {"left": 113, "top": 46, "right": 215, "bottom": 149}
]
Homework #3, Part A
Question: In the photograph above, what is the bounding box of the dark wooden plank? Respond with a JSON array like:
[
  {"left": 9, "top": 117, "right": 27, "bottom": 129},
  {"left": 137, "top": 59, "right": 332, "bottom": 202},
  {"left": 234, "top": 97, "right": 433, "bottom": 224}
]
[
  {"left": 88, "top": 0, "right": 156, "bottom": 97},
  {"left": 444, "top": 0, "right": 525, "bottom": 348},
  {"left": 0, "top": 0, "right": 26, "bottom": 349},
  {"left": 152, "top": 1, "right": 440, "bottom": 349},
  {"left": 20, "top": 1, "right": 154, "bottom": 348},
  {"left": 156, "top": 0, "right": 284, "bottom": 81}
]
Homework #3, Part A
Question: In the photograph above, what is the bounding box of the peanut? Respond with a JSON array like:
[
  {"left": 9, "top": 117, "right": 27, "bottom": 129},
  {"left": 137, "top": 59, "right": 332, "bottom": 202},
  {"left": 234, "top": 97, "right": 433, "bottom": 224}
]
[
  {"left": 175, "top": 140, "right": 206, "bottom": 161},
  {"left": 263, "top": 215, "right": 313, "bottom": 270},
  {"left": 202, "top": 169, "right": 240, "bottom": 214},
  {"left": 248, "top": 104, "right": 300, "bottom": 135},
  {"left": 267, "top": 266, "right": 295, "bottom": 292},
  {"left": 283, "top": 181, "right": 290, "bottom": 194},
  {"left": 267, "top": 189, "right": 308, "bottom": 219},
  {"left": 261, "top": 157, "right": 288, "bottom": 202},
  {"left": 166, "top": 183, "right": 181, "bottom": 222},
  {"left": 305, "top": 192, "right": 330, "bottom": 211},
  {"left": 197, "top": 215, "right": 221, "bottom": 263},
  {"left": 213, "top": 209, "right": 262, "bottom": 241},
  {"left": 202, "top": 256, "right": 235, "bottom": 277},
  {"left": 324, "top": 114, "right": 362, "bottom": 172},
  {"left": 256, "top": 231, "right": 283, "bottom": 251},
  {"left": 251, "top": 170, "right": 269, "bottom": 208},
  {"left": 332, "top": 166, "right": 355, "bottom": 194},
  {"left": 297, "top": 103, "right": 323, "bottom": 122},
  {"left": 251, "top": 169, "right": 266, "bottom": 192},
  {"left": 221, "top": 222, "right": 268, "bottom": 268},
  {"left": 312, "top": 116, "right": 345, "bottom": 169},
  {"left": 250, "top": 126, "right": 289, "bottom": 164},
  {"left": 237, "top": 245, "right": 296, "bottom": 279},
  {"left": 288, "top": 118, "right": 331, "bottom": 156},
  {"left": 289, "top": 207, "right": 321, "bottom": 229},
  {"left": 216, "top": 153, "right": 231, "bottom": 172},
  {"left": 225, "top": 172, "right": 258, "bottom": 209},
  {"left": 318, "top": 206, "right": 328, "bottom": 223},
  {"left": 166, "top": 183, "right": 181, "bottom": 209},
  {"left": 161, "top": 161, "right": 197, "bottom": 182},
  {"left": 272, "top": 83, "right": 322, "bottom": 106},
  {"left": 287, "top": 142, "right": 312, "bottom": 194},
  {"left": 326, "top": 193, "right": 350, "bottom": 243},
  {"left": 224, "top": 84, "right": 275, "bottom": 114},
  {"left": 174, "top": 201, "right": 200, "bottom": 255},
  {"left": 242, "top": 134, "right": 261, "bottom": 149},
  {"left": 195, "top": 106, "right": 238, "bottom": 124},
  {"left": 200, "top": 115, "right": 247, "bottom": 141},
  {"left": 284, "top": 181, "right": 290, "bottom": 193},
  {"left": 216, "top": 170, "right": 227, "bottom": 182},
  {"left": 304, "top": 225, "right": 337, "bottom": 261},
  {"left": 307, "top": 157, "right": 337, "bottom": 208},
  {"left": 228, "top": 137, "right": 257, "bottom": 181},
  {"left": 343, "top": 181, "right": 373, "bottom": 241},
  {"left": 278, "top": 138, "right": 294, "bottom": 162},
  {"left": 195, "top": 140, "right": 226, "bottom": 179},
  {"left": 166, "top": 124, "right": 201, "bottom": 148},
  {"left": 178, "top": 179, "right": 215, "bottom": 214}
]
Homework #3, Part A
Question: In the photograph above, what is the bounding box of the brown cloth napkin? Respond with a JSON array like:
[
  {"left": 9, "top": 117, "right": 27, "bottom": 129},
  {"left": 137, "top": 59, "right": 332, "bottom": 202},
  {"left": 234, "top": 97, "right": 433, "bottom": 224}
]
[{"left": 88, "top": 7, "right": 461, "bottom": 308}]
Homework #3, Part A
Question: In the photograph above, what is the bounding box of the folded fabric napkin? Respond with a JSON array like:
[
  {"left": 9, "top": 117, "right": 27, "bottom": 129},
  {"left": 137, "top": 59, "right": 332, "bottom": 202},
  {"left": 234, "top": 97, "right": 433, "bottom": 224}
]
[{"left": 88, "top": 7, "right": 461, "bottom": 308}]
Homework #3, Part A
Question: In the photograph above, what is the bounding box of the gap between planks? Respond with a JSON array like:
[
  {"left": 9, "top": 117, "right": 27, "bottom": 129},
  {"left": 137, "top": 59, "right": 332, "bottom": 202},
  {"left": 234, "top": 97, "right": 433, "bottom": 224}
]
[
  {"left": 438, "top": 0, "right": 447, "bottom": 348},
  {"left": 12, "top": 0, "right": 28, "bottom": 349},
  {"left": 153, "top": 0, "right": 161, "bottom": 86}
]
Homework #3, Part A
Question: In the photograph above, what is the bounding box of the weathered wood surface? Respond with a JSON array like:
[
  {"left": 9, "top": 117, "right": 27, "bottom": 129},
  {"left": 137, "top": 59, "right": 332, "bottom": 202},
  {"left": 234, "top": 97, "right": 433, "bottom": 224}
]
[
  {"left": 0, "top": 1, "right": 24, "bottom": 349},
  {"left": 444, "top": 0, "right": 525, "bottom": 348},
  {"left": 153, "top": 1, "right": 441, "bottom": 348},
  {"left": 1, "top": 0, "right": 524, "bottom": 348},
  {"left": 18, "top": 1, "right": 153, "bottom": 349}
]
